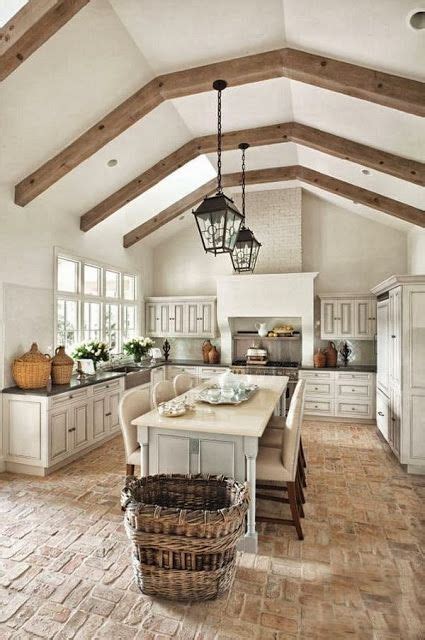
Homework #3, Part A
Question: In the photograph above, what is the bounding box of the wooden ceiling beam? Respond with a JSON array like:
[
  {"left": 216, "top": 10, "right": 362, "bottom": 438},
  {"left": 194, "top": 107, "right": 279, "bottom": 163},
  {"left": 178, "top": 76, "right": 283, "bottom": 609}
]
[
  {"left": 81, "top": 121, "right": 424, "bottom": 232},
  {"left": 15, "top": 48, "right": 424, "bottom": 206},
  {"left": 123, "top": 165, "right": 424, "bottom": 247},
  {"left": 0, "top": 0, "right": 89, "bottom": 82}
]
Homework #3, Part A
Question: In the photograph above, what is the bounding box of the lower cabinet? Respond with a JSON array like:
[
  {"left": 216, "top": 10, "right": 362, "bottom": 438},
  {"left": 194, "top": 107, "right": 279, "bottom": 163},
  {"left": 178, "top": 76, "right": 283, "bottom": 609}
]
[
  {"left": 49, "top": 406, "right": 71, "bottom": 462},
  {"left": 150, "top": 429, "right": 244, "bottom": 480},
  {"left": 389, "top": 386, "right": 401, "bottom": 457},
  {"left": 376, "top": 388, "right": 390, "bottom": 441}
]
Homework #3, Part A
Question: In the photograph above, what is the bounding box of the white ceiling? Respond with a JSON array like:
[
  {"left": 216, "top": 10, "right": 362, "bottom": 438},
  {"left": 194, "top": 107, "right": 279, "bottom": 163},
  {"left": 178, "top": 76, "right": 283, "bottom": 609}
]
[{"left": 0, "top": 0, "right": 423, "bottom": 242}]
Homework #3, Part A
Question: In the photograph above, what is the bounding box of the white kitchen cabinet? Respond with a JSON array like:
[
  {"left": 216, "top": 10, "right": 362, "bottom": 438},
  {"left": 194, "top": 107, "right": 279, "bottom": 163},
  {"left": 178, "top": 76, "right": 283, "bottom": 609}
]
[
  {"left": 166, "top": 365, "right": 198, "bottom": 385},
  {"left": 299, "top": 369, "right": 375, "bottom": 420},
  {"left": 376, "top": 299, "right": 390, "bottom": 396},
  {"left": 198, "top": 366, "right": 226, "bottom": 379},
  {"left": 2, "top": 377, "right": 125, "bottom": 476},
  {"left": 320, "top": 295, "right": 376, "bottom": 340},
  {"left": 372, "top": 275, "right": 425, "bottom": 472},
  {"left": 376, "top": 388, "right": 389, "bottom": 441},
  {"left": 145, "top": 296, "right": 217, "bottom": 338}
]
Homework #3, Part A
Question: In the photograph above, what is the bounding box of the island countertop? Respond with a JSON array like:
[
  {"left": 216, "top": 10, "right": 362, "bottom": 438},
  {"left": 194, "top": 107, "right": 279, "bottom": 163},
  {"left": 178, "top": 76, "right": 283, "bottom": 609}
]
[{"left": 132, "top": 374, "right": 288, "bottom": 438}]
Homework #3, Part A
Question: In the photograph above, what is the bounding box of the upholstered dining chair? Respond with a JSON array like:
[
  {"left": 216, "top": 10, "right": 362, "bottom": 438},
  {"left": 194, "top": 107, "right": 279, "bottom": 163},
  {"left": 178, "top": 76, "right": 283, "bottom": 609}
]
[
  {"left": 256, "top": 379, "right": 306, "bottom": 539},
  {"left": 118, "top": 385, "right": 151, "bottom": 476},
  {"left": 173, "top": 373, "right": 193, "bottom": 396},
  {"left": 152, "top": 380, "right": 175, "bottom": 408}
]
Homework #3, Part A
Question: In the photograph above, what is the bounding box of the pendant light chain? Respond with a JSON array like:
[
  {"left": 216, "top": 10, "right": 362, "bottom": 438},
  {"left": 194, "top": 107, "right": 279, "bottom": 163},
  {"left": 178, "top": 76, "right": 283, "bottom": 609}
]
[
  {"left": 216, "top": 85, "right": 223, "bottom": 194},
  {"left": 241, "top": 145, "right": 246, "bottom": 223}
]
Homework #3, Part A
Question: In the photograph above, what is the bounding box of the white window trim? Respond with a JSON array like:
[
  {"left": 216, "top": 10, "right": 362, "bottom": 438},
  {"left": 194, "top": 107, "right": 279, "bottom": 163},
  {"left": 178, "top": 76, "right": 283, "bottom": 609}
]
[{"left": 54, "top": 247, "right": 141, "bottom": 354}]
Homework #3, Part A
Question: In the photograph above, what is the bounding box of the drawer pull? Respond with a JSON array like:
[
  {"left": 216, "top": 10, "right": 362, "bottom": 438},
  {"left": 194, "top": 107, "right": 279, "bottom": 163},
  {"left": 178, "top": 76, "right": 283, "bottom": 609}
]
[
  {"left": 105, "top": 412, "right": 112, "bottom": 417},
  {"left": 69, "top": 395, "right": 73, "bottom": 399},
  {"left": 378, "top": 411, "right": 384, "bottom": 416},
  {"left": 314, "top": 405, "right": 318, "bottom": 409},
  {"left": 314, "top": 387, "right": 318, "bottom": 390},
  {"left": 351, "top": 388, "right": 356, "bottom": 392},
  {"left": 351, "top": 407, "right": 356, "bottom": 410},
  {"left": 68, "top": 427, "right": 76, "bottom": 432}
]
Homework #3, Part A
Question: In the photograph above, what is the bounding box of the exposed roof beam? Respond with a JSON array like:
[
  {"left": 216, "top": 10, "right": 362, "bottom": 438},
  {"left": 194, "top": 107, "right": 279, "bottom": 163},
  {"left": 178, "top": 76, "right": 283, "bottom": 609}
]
[
  {"left": 15, "top": 48, "right": 425, "bottom": 206},
  {"left": 123, "top": 165, "right": 424, "bottom": 247},
  {"left": 0, "top": 0, "right": 89, "bottom": 82},
  {"left": 80, "top": 122, "right": 424, "bottom": 232}
]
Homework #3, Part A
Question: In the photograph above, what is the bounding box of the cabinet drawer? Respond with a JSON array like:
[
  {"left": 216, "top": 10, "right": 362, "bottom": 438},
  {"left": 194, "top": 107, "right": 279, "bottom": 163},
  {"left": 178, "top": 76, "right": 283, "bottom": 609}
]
[
  {"left": 305, "top": 382, "right": 334, "bottom": 396},
  {"left": 93, "top": 380, "right": 121, "bottom": 395},
  {"left": 336, "top": 383, "right": 371, "bottom": 398},
  {"left": 199, "top": 367, "right": 226, "bottom": 378},
  {"left": 50, "top": 388, "right": 89, "bottom": 406},
  {"left": 299, "top": 370, "right": 334, "bottom": 380},
  {"left": 335, "top": 372, "right": 373, "bottom": 382},
  {"left": 336, "top": 401, "right": 372, "bottom": 418},
  {"left": 376, "top": 390, "right": 390, "bottom": 441},
  {"left": 304, "top": 399, "right": 334, "bottom": 415}
]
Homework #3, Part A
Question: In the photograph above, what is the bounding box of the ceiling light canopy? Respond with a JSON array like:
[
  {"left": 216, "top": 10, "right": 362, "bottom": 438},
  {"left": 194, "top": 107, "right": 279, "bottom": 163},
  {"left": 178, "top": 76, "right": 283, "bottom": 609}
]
[
  {"left": 193, "top": 80, "right": 244, "bottom": 255},
  {"left": 231, "top": 143, "right": 261, "bottom": 273}
]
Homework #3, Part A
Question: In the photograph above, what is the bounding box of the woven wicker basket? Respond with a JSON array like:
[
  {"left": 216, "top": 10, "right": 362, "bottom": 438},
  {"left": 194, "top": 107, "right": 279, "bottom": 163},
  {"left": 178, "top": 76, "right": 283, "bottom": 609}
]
[
  {"left": 51, "top": 346, "right": 74, "bottom": 385},
  {"left": 121, "top": 474, "right": 249, "bottom": 601},
  {"left": 12, "top": 343, "right": 51, "bottom": 389}
]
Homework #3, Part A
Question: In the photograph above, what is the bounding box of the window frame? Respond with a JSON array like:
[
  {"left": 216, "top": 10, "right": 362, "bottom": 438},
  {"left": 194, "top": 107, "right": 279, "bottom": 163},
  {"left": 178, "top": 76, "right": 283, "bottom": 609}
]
[{"left": 54, "top": 248, "right": 140, "bottom": 355}]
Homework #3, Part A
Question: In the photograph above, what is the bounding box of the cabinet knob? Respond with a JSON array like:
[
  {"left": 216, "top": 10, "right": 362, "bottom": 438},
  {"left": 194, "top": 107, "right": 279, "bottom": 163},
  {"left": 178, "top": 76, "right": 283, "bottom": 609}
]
[
  {"left": 351, "top": 407, "right": 355, "bottom": 410},
  {"left": 314, "top": 387, "right": 318, "bottom": 390},
  {"left": 69, "top": 395, "right": 73, "bottom": 399},
  {"left": 378, "top": 411, "right": 384, "bottom": 416},
  {"left": 105, "top": 412, "right": 112, "bottom": 417},
  {"left": 391, "top": 335, "right": 396, "bottom": 339},
  {"left": 68, "top": 427, "right": 76, "bottom": 432},
  {"left": 351, "top": 388, "right": 356, "bottom": 392},
  {"left": 391, "top": 417, "right": 396, "bottom": 421}
]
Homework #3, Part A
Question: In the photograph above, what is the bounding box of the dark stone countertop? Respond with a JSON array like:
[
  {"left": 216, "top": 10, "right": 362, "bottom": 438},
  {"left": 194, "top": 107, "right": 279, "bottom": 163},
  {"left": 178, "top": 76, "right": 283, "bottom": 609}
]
[
  {"left": 1, "top": 360, "right": 229, "bottom": 397},
  {"left": 300, "top": 364, "right": 377, "bottom": 373}
]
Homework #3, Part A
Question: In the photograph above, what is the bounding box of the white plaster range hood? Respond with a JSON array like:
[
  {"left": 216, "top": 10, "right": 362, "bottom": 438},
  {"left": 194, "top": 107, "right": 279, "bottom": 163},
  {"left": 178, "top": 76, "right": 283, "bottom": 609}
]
[{"left": 216, "top": 273, "right": 318, "bottom": 366}]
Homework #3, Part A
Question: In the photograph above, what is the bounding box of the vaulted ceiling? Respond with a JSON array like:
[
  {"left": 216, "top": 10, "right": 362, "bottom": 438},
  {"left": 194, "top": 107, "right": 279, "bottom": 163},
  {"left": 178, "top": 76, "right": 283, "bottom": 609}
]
[{"left": 1, "top": 0, "right": 424, "bottom": 247}]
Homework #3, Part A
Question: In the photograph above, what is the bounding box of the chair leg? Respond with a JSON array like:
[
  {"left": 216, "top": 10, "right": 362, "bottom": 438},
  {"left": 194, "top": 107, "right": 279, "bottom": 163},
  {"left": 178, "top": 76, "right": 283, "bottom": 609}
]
[
  {"left": 126, "top": 464, "right": 135, "bottom": 476},
  {"left": 295, "top": 477, "right": 305, "bottom": 518},
  {"left": 287, "top": 482, "right": 304, "bottom": 540},
  {"left": 300, "top": 437, "right": 307, "bottom": 469},
  {"left": 298, "top": 458, "right": 307, "bottom": 488},
  {"left": 296, "top": 473, "right": 306, "bottom": 504}
]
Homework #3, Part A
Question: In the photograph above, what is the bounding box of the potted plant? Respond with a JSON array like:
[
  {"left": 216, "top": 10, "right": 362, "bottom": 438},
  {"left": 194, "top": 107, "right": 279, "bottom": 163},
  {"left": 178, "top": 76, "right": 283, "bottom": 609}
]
[
  {"left": 123, "top": 336, "right": 155, "bottom": 363},
  {"left": 72, "top": 341, "right": 110, "bottom": 370}
]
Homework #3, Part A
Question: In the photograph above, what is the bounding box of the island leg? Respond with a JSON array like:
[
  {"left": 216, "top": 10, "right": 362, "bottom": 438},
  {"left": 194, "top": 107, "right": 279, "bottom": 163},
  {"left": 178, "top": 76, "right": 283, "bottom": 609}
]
[
  {"left": 137, "top": 425, "right": 149, "bottom": 477},
  {"left": 241, "top": 436, "right": 259, "bottom": 554}
]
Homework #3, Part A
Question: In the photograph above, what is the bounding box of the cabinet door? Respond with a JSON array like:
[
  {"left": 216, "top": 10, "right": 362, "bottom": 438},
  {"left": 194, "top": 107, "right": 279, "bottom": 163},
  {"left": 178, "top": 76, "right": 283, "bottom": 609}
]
[
  {"left": 146, "top": 303, "right": 158, "bottom": 335},
  {"left": 159, "top": 303, "right": 170, "bottom": 335},
  {"left": 390, "top": 386, "right": 401, "bottom": 458},
  {"left": 338, "top": 300, "right": 354, "bottom": 337},
  {"left": 354, "top": 299, "right": 373, "bottom": 338},
  {"left": 377, "top": 300, "right": 390, "bottom": 396},
  {"left": 156, "top": 434, "right": 191, "bottom": 474},
  {"left": 376, "top": 388, "right": 389, "bottom": 442},
  {"left": 49, "top": 408, "right": 70, "bottom": 461},
  {"left": 72, "top": 400, "right": 92, "bottom": 450},
  {"left": 186, "top": 303, "right": 199, "bottom": 335},
  {"left": 170, "top": 303, "right": 185, "bottom": 336},
  {"left": 321, "top": 300, "right": 338, "bottom": 338},
  {"left": 198, "top": 302, "right": 214, "bottom": 336},
  {"left": 93, "top": 396, "right": 108, "bottom": 439},
  {"left": 108, "top": 390, "right": 121, "bottom": 433},
  {"left": 199, "top": 439, "right": 235, "bottom": 477},
  {"left": 389, "top": 287, "right": 402, "bottom": 389}
]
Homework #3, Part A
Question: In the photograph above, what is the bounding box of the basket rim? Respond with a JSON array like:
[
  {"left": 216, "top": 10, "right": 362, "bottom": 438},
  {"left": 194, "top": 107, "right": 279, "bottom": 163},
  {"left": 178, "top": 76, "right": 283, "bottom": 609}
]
[{"left": 121, "top": 473, "right": 249, "bottom": 522}]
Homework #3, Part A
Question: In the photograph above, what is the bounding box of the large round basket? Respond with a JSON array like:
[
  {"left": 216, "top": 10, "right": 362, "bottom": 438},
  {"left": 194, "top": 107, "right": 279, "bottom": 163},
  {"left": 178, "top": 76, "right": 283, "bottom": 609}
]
[
  {"left": 121, "top": 474, "right": 249, "bottom": 601},
  {"left": 12, "top": 342, "right": 51, "bottom": 389}
]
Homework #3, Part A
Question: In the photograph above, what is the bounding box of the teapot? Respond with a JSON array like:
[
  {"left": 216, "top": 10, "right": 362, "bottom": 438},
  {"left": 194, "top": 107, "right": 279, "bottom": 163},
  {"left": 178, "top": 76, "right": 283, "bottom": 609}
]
[{"left": 254, "top": 322, "right": 268, "bottom": 337}]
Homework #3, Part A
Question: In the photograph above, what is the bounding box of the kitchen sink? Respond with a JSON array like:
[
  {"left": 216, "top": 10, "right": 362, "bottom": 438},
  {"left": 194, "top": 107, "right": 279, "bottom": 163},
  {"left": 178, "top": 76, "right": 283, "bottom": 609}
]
[
  {"left": 110, "top": 365, "right": 151, "bottom": 389},
  {"left": 113, "top": 365, "right": 146, "bottom": 373}
]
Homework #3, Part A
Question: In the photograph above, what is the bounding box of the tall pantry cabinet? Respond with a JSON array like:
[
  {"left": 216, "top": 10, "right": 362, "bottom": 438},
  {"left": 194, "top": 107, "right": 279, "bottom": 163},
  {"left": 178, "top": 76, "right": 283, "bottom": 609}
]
[{"left": 372, "top": 276, "right": 425, "bottom": 473}]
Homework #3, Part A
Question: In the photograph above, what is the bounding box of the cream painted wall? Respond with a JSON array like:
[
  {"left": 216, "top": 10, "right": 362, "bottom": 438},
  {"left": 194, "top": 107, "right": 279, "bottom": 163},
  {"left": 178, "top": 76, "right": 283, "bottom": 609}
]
[
  {"left": 407, "top": 229, "right": 425, "bottom": 275},
  {"left": 151, "top": 189, "right": 408, "bottom": 297},
  {"left": 302, "top": 191, "right": 407, "bottom": 294}
]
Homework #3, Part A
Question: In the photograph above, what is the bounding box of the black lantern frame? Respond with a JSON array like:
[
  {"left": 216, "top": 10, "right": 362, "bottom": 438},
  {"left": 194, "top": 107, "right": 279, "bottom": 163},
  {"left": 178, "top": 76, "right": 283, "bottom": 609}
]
[
  {"left": 231, "top": 143, "right": 261, "bottom": 272},
  {"left": 193, "top": 80, "right": 243, "bottom": 255}
]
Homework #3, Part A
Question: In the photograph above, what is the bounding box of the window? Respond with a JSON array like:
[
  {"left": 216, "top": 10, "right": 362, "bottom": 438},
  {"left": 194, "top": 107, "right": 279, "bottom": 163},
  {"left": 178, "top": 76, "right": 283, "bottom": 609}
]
[{"left": 54, "top": 251, "right": 139, "bottom": 355}]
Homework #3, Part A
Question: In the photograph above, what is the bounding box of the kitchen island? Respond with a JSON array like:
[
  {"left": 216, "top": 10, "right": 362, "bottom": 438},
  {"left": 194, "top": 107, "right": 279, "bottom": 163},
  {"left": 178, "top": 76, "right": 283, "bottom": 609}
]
[{"left": 132, "top": 374, "right": 288, "bottom": 553}]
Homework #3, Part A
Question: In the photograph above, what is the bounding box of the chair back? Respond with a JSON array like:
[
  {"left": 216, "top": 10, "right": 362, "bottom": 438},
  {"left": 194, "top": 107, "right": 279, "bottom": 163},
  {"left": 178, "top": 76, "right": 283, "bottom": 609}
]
[
  {"left": 173, "top": 373, "right": 193, "bottom": 396},
  {"left": 282, "top": 379, "right": 306, "bottom": 480},
  {"left": 118, "top": 386, "right": 151, "bottom": 460},
  {"left": 152, "top": 379, "right": 175, "bottom": 408}
]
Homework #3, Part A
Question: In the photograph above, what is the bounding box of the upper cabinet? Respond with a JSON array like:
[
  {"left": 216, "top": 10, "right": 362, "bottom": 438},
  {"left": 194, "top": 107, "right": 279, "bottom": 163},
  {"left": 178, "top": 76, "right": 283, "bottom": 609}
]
[
  {"left": 320, "top": 295, "right": 376, "bottom": 340},
  {"left": 145, "top": 296, "right": 217, "bottom": 338}
]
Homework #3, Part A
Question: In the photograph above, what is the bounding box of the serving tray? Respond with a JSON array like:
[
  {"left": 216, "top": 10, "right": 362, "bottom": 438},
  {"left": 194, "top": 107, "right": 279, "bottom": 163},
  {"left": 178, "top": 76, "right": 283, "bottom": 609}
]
[{"left": 198, "top": 384, "right": 259, "bottom": 405}]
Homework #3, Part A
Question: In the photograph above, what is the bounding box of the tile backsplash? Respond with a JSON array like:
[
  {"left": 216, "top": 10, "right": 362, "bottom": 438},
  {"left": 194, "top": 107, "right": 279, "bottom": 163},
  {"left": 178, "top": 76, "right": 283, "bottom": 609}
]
[
  {"left": 317, "top": 339, "right": 376, "bottom": 366},
  {"left": 153, "top": 337, "right": 222, "bottom": 362}
]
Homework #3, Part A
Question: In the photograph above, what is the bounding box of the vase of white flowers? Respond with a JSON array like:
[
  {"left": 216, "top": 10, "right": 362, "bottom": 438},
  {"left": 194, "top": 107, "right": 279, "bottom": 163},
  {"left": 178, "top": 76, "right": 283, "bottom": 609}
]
[
  {"left": 123, "top": 336, "right": 155, "bottom": 363},
  {"left": 72, "top": 341, "right": 110, "bottom": 370}
]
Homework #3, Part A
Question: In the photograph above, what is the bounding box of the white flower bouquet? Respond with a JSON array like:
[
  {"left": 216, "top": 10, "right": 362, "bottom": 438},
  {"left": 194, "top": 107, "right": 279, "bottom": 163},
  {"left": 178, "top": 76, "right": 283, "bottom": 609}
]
[
  {"left": 72, "top": 341, "right": 110, "bottom": 369},
  {"left": 123, "top": 336, "right": 155, "bottom": 362}
]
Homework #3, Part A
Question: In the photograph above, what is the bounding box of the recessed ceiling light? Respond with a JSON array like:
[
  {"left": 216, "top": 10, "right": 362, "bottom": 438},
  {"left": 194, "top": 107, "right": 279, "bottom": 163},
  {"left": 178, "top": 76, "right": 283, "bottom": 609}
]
[
  {"left": 408, "top": 9, "right": 425, "bottom": 30},
  {"left": 361, "top": 169, "right": 370, "bottom": 175},
  {"left": 107, "top": 159, "right": 118, "bottom": 167}
]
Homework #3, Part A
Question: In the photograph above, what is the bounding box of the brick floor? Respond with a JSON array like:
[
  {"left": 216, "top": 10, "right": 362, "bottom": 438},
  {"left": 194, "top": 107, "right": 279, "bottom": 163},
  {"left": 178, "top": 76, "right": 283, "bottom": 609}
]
[{"left": 0, "top": 421, "right": 424, "bottom": 639}]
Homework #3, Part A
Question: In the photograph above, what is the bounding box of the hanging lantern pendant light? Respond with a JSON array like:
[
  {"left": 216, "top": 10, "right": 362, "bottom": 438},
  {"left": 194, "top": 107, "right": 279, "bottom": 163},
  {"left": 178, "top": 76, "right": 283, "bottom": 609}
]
[
  {"left": 193, "top": 80, "right": 244, "bottom": 255},
  {"left": 231, "top": 143, "right": 261, "bottom": 273}
]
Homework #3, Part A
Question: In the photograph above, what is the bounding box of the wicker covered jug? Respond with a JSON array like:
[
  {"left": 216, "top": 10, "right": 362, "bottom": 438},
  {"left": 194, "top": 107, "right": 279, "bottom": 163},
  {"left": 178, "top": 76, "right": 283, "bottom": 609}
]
[
  {"left": 12, "top": 342, "right": 51, "bottom": 389},
  {"left": 51, "top": 346, "right": 74, "bottom": 385}
]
